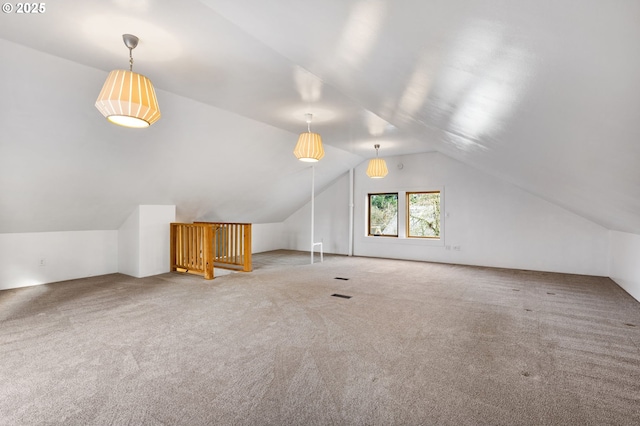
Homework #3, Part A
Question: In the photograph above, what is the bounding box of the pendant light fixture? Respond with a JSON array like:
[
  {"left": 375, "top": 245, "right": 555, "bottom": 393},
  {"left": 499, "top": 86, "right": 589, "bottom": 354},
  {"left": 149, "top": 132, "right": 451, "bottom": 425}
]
[
  {"left": 293, "top": 113, "right": 324, "bottom": 162},
  {"left": 95, "top": 34, "right": 161, "bottom": 128},
  {"left": 366, "top": 144, "right": 388, "bottom": 178}
]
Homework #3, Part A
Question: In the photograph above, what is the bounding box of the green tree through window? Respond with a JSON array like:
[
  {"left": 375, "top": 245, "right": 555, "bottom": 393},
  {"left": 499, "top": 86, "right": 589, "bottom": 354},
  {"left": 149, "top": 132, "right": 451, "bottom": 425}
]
[
  {"left": 407, "top": 192, "right": 440, "bottom": 238},
  {"left": 368, "top": 193, "right": 398, "bottom": 236}
]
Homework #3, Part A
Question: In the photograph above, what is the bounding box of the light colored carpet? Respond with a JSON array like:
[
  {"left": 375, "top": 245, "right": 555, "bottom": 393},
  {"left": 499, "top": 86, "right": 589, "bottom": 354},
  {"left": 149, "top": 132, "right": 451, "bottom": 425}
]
[{"left": 1, "top": 251, "right": 639, "bottom": 425}]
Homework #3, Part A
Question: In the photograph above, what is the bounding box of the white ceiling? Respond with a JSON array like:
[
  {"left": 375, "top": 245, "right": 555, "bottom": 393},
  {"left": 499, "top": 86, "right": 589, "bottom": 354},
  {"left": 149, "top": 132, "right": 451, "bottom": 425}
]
[{"left": 1, "top": 0, "right": 639, "bottom": 234}]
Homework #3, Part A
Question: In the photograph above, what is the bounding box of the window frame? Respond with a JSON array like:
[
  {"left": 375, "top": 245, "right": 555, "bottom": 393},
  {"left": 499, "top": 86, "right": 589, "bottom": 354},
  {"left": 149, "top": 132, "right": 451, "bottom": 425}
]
[
  {"left": 406, "top": 191, "right": 441, "bottom": 239},
  {"left": 367, "top": 192, "right": 399, "bottom": 237}
]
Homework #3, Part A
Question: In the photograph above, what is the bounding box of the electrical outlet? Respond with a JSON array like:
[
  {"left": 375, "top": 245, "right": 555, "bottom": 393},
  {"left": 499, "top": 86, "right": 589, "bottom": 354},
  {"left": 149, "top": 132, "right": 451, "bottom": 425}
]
[
  {"left": 39, "top": 258, "right": 46, "bottom": 266},
  {"left": 453, "top": 246, "right": 461, "bottom": 251},
  {"left": 445, "top": 245, "right": 451, "bottom": 250}
]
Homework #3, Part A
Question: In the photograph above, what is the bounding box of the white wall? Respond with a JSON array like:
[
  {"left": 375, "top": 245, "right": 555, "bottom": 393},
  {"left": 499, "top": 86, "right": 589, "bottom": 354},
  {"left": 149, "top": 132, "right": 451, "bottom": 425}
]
[
  {"left": 252, "top": 223, "right": 286, "bottom": 253},
  {"left": 139, "top": 205, "right": 176, "bottom": 277},
  {"left": 285, "top": 152, "right": 609, "bottom": 276},
  {"left": 354, "top": 152, "right": 609, "bottom": 275},
  {"left": 118, "top": 205, "right": 176, "bottom": 278},
  {"left": 282, "top": 172, "right": 351, "bottom": 255},
  {"left": 609, "top": 231, "right": 640, "bottom": 302},
  {"left": 0, "top": 231, "right": 118, "bottom": 290},
  {"left": 0, "top": 205, "right": 175, "bottom": 290},
  {"left": 118, "top": 207, "right": 140, "bottom": 278}
]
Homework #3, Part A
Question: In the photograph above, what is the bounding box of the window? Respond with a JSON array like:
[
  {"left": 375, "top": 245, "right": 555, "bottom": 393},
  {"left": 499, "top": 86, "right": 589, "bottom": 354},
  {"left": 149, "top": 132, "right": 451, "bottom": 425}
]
[
  {"left": 368, "top": 193, "right": 398, "bottom": 236},
  {"left": 407, "top": 191, "right": 441, "bottom": 238}
]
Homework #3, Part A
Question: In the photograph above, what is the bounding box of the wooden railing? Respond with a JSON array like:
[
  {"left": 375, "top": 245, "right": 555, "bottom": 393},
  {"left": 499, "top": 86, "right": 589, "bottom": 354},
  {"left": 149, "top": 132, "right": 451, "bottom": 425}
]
[
  {"left": 170, "top": 222, "right": 252, "bottom": 279},
  {"left": 170, "top": 223, "right": 215, "bottom": 279},
  {"left": 195, "top": 222, "right": 252, "bottom": 272}
]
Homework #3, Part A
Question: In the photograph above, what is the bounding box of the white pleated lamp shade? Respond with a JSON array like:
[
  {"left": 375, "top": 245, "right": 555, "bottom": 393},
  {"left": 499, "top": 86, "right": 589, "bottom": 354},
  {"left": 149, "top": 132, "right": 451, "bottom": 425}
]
[
  {"left": 366, "top": 157, "right": 388, "bottom": 178},
  {"left": 293, "top": 132, "right": 325, "bottom": 162},
  {"left": 95, "top": 69, "right": 161, "bottom": 128}
]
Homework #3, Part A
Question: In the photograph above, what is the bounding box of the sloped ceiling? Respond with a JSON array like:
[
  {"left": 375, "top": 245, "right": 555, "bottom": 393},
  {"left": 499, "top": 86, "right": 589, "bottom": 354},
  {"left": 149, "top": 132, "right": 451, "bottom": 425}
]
[{"left": 1, "top": 0, "right": 639, "bottom": 234}]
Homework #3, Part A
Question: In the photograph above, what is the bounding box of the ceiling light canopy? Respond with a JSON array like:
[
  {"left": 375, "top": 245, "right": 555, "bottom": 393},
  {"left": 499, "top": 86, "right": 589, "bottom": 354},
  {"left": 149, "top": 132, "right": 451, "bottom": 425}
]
[
  {"left": 366, "top": 144, "right": 388, "bottom": 178},
  {"left": 294, "top": 113, "right": 324, "bottom": 162},
  {"left": 95, "top": 34, "right": 161, "bottom": 128}
]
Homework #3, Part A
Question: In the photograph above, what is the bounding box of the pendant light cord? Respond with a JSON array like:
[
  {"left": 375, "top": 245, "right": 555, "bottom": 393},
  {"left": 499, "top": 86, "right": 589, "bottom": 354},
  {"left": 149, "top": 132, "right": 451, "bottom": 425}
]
[
  {"left": 129, "top": 48, "right": 134, "bottom": 71},
  {"left": 306, "top": 113, "right": 313, "bottom": 133}
]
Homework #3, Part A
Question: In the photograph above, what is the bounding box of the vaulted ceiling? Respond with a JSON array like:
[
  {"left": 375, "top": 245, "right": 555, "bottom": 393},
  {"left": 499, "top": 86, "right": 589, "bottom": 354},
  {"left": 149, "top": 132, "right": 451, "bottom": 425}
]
[{"left": 1, "top": 0, "right": 639, "bottom": 234}]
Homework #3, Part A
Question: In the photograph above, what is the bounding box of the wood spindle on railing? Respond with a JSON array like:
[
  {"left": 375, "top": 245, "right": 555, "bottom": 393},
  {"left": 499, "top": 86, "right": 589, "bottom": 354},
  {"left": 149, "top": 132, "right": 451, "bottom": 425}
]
[
  {"left": 194, "top": 222, "right": 252, "bottom": 272},
  {"left": 170, "top": 223, "right": 215, "bottom": 279}
]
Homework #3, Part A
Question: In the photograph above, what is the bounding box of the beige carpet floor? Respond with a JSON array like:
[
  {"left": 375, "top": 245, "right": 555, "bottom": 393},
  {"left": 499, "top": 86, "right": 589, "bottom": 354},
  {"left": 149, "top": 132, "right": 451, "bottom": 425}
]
[{"left": 1, "top": 251, "right": 639, "bottom": 425}]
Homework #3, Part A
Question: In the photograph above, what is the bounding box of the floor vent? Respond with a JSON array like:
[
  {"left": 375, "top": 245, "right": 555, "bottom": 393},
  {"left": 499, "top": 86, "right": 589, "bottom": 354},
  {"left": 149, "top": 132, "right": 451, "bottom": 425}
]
[
  {"left": 547, "top": 292, "right": 556, "bottom": 295},
  {"left": 512, "top": 289, "right": 520, "bottom": 292},
  {"left": 334, "top": 277, "right": 350, "bottom": 280},
  {"left": 624, "top": 323, "right": 636, "bottom": 327},
  {"left": 331, "top": 293, "right": 352, "bottom": 299}
]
